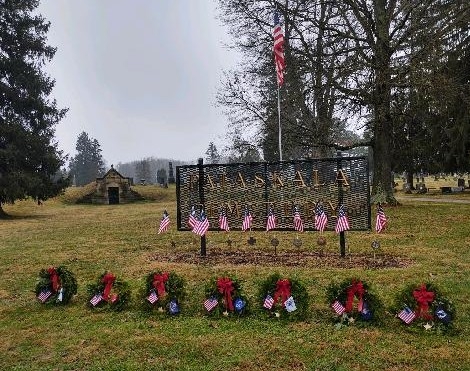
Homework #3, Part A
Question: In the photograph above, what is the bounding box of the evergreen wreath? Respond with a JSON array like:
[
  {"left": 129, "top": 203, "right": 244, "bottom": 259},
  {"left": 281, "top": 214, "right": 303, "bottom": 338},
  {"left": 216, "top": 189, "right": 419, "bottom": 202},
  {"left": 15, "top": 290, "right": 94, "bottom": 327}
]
[
  {"left": 203, "top": 275, "right": 249, "bottom": 317},
  {"left": 326, "top": 278, "right": 382, "bottom": 327},
  {"left": 141, "top": 271, "right": 186, "bottom": 314},
  {"left": 86, "top": 271, "right": 131, "bottom": 311},
  {"left": 258, "top": 273, "right": 309, "bottom": 321},
  {"left": 35, "top": 266, "right": 77, "bottom": 305},
  {"left": 392, "top": 282, "right": 456, "bottom": 333}
]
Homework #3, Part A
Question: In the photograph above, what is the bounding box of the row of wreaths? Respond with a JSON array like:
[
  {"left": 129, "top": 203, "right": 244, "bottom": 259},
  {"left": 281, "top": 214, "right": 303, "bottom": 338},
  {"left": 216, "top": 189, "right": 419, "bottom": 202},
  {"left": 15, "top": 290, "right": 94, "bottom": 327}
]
[{"left": 36, "top": 266, "right": 456, "bottom": 332}]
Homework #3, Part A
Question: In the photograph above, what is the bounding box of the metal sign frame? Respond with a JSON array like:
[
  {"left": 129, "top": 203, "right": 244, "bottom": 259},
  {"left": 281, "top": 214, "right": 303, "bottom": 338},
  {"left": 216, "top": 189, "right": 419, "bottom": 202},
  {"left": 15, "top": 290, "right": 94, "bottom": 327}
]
[{"left": 176, "top": 156, "right": 371, "bottom": 232}]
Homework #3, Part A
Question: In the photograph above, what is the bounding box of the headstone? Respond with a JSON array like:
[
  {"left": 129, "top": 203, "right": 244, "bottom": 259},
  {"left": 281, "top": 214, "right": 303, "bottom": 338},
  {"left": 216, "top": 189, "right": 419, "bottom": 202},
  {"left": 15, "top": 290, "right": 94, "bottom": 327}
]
[
  {"left": 416, "top": 183, "right": 427, "bottom": 194},
  {"left": 403, "top": 183, "right": 411, "bottom": 193},
  {"left": 441, "top": 186, "right": 452, "bottom": 194},
  {"left": 457, "top": 178, "right": 465, "bottom": 188}
]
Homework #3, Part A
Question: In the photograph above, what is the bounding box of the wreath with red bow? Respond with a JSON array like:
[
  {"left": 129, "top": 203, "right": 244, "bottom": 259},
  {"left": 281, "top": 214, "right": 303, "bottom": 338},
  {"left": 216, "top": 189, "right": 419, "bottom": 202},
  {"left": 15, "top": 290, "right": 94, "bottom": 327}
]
[
  {"left": 203, "top": 275, "right": 248, "bottom": 317},
  {"left": 392, "top": 282, "right": 456, "bottom": 333},
  {"left": 35, "top": 266, "right": 77, "bottom": 305},
  {"left": 141, "top": 271, "right": 186, "bottom": 314},
  {"left": 86, "top": 271, "right": 131, "bottom": 311},
  {"left": 258, "top": 273, "right": 309, "bottom": 321},
  {"left": 326, "top": 278, "right": 382, "bottom": 327}
]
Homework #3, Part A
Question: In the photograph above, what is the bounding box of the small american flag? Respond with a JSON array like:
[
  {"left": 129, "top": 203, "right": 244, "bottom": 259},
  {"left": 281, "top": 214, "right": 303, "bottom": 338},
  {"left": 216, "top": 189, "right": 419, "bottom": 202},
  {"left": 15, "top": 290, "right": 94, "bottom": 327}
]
[
  {"left": 266, "top": 207, "right": 277, "bottom": 231},
  {"left": 314, "top": 203, "right": 328, "bottom": 232},
  {"left": 203, "top": 297, "right": 218, "bottom": 312},
  {"left": 218, "top": 208, "right": 229, "bottom": 231},
  {"left": 147, "top": 290, "right": 158, "bottom": 304},
  {"left": 158, "top": 210, "right": 170, "bottom": 234},
  {"left": 293, "top": 206, "right": 304, "bottom": 232},
  {"left": 263, "top": 294, "right": 274, "bottom": 309},
  {"left": 90, "top": 293, "right": 103, "bottom": 307},
  {"left": 273, "top": 11, "right": 285, "bottom": 86},
  {"left": 242, "top": 207, "right": 253, "bottom": 231},
  {"left": 37, "top": 289, "right": 52, "bottom": 303},
  {"left": 331, "top": 300, "right": 346, "bottom": 315},
  {"left": 335, "top": 204, "right": 350, "bottom": 233},
  {"left": 193, "top": 209, "right": 210, "bottom": 236},
  {"left": 188, "top": 206, "right": 198, "bottom": 229},
  {"left": 398, "top": 306, "right": 416, "bottom": 324},
  {"left": 375, "top": 204, "right": 387, "bottom": 233}
]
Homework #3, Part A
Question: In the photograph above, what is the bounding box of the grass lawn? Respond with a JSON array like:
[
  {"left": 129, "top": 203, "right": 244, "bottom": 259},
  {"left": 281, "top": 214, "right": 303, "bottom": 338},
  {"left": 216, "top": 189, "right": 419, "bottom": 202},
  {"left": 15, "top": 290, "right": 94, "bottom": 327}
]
[{"left": 1, "top": 183, "right": 469, "bottom": 370}]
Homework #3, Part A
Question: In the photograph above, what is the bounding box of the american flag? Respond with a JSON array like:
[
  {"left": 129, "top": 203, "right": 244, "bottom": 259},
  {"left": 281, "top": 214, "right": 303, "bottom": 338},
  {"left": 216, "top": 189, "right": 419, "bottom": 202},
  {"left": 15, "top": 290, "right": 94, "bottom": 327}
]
[
  {"left": 158, "top": 210, "right": 170, "bottom": 234},
  {"left": 375, "top": 204, "right": 387, "bottom": 233},
  {"left": 266, "top": 207, "right": 277, "bottom": 231},
  {"left": 37, "top": 289, "right": 52, "bottom": 303},
  {"left": 335, "top": 204, "right": 350, "bottom": 233},
  {"left": 331, "top": 300, "right": 346, "bottom": 315},
  {"left": 263, "top": 294, "right": 274, "bottom": 309},
  {"left": 314, "top": 203, "right": 328, "bottom": 232},
  {"left": 293, "top": 205, "right": 304, "bottom": 232},
  {"left": 90, "top": 293, "right": 103, "bottom": 307},
  {"left": 398, "top": 306, "right": 416, "bottom": 324},
  {"left": 218, "top": 208, "right": 229, "bottom": 231},
  {"left": 188, "top": 206, "right": 197, "bottom": 229},
  {"left": 147, "top": 290, "right": 158, "bottom": 304},
  {"left": 193, "top": 209, "right": 210, "bottom": 236},
  {"left": 203, "top": 297, "right": 218, "bottom": 312},
  {"left": 273, "top": 11, "right": 285, "bottom": 86},
  {"left": 242, "top": 207, "right": 253, "bottom": 231}
]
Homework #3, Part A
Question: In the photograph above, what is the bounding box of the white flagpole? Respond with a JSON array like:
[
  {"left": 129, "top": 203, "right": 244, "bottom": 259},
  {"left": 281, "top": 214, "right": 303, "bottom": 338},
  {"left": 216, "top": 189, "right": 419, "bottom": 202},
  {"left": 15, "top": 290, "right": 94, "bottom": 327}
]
[{"left": 277, "top": 85, "right": 283, "bottom": 161}]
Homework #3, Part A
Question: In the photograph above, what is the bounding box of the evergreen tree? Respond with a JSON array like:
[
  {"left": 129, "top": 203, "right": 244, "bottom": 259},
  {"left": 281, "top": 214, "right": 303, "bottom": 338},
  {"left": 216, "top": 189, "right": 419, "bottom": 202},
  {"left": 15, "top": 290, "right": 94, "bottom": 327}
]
[
  {"left": 135, "top": 159, "right": 152, "bottom": 184},
  {"left": 0, "top": 0, "right": 69, "bottom": 216},
  {"left": 68, "top": 132, "right": 105, "bottom": 186},
  {"left": 156, "top": 168, "right": 167, "bottom": 185},
  {"left": 205, "top": 142, "right": 220, "bottom": 164}
]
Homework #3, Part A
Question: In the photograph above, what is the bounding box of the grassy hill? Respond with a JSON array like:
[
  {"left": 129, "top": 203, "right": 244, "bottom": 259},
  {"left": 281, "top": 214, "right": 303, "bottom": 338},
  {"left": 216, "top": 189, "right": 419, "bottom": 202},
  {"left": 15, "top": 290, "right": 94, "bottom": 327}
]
[{"left": 0, "top": 183, "right": 469, "bottom": 370}]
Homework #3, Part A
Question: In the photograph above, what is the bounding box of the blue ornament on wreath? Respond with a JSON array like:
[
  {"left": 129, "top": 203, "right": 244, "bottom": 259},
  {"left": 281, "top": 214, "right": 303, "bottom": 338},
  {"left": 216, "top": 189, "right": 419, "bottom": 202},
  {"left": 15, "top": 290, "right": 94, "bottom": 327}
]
[
  {"left": 168, "top": 299, "right": 180, "bottom": 315},
  {"left": 360, "top": 301, "right": 373, "bottom": 321},
  {"left": 435, "top": 306, "right": 451, "bottom": 324},
  {"left": 234, "top": 297, "right": 246, "bottom": 313}
]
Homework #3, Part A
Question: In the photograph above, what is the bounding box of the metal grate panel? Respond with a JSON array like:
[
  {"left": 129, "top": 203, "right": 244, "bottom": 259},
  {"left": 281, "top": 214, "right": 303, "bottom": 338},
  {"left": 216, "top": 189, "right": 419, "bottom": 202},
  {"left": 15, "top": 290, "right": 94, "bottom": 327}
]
[{"left": 176, "top": 157, "right": 370, "bottom": 231}]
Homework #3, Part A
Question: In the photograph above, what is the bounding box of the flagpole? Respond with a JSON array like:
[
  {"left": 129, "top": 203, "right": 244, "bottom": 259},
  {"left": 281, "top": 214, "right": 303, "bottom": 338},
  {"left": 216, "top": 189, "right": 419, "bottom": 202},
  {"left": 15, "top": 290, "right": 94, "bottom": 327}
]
[{"left": 277, "top": 85, "right": 283, "bottom": 161}]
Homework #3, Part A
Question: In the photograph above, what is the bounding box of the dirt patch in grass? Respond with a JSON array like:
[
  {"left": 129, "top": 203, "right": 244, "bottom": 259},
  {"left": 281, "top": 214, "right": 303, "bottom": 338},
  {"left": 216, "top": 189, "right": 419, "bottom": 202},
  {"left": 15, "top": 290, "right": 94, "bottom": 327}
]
[{"left": 149, "top": 248, "right": 412, "bottom": 269}]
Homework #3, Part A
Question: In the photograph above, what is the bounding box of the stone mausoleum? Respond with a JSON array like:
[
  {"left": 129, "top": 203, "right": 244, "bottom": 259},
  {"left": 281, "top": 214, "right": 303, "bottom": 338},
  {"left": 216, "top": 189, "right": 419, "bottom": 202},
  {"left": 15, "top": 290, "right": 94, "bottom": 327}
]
[{"left": 79, "top": 165, "right": 144, "bottom": 204}]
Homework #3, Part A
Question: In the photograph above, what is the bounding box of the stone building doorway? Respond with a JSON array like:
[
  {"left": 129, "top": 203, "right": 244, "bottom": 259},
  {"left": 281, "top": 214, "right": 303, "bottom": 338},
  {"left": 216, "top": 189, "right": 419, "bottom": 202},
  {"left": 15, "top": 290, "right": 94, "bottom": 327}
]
[{"left": 108, "top": 187, "right": 119, "bottom": 204}]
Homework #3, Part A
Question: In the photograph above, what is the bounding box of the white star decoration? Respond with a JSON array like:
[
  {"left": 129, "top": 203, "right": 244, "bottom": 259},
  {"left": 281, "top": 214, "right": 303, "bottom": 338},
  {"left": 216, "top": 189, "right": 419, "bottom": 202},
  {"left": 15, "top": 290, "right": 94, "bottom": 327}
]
[{"left": 424, "top": 322, "right": 433, "bottom": 330}]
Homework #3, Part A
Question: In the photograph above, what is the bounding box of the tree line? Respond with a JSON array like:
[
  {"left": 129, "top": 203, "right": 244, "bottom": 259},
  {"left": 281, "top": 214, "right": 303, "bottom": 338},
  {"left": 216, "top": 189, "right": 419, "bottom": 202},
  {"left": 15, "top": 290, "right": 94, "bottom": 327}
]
[
  {"left": 67, "top": 131, "right": 187, "bottom": 186},
  {"left": 1, "top": 1, "right": 468, "bottom": 215}
]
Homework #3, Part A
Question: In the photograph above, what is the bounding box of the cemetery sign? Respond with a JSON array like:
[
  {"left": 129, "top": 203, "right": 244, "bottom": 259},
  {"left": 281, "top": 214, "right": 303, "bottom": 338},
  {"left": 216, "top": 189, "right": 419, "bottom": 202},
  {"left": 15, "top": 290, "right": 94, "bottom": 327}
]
[{"left": 176, "top": 156, "right": 371, "bottom": 231}]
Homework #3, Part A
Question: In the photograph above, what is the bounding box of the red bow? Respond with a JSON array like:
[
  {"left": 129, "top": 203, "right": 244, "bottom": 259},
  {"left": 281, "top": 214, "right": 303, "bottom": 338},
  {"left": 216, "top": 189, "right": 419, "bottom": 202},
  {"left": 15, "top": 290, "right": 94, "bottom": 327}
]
[
  {"left": 217, "top": 277, "right": 234, "bottom": 311},
  {"left": 345, "top": 280, "right": 365, "bottom": 313},
  {"left": 152, "top": 272, "right": 169, "bottom": 297},
  {"left": 47, "top": 267, "right": 60, "bottom": 292},
  {"left": 273, "top": 279, "right": 291, "bottom": 307},
  {"left": 413, "top": 284, "right": 435, "bottom": 320},
  {"left": 102, "top": 273, "right": 116, "bottom": 302}
]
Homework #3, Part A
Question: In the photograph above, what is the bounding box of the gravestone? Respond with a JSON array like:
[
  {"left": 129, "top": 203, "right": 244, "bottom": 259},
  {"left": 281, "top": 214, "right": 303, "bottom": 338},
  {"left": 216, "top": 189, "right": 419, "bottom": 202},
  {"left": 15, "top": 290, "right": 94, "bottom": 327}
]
[
  {"left": 416, "top": 183, "right": 427, "bottom": 194},
  {"left": 402, "top": 183, "right": 412, "bottom": 193},
  {"left": 457, "top": 178, "right": 465, "bottom": 188}
]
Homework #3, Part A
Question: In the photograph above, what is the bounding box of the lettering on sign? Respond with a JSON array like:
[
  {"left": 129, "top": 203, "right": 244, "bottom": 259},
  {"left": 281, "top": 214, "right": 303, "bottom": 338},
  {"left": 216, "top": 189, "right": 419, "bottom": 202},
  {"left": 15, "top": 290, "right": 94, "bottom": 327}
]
[{"left": 176, "top": 157, "right": 370, "bottom": 231}]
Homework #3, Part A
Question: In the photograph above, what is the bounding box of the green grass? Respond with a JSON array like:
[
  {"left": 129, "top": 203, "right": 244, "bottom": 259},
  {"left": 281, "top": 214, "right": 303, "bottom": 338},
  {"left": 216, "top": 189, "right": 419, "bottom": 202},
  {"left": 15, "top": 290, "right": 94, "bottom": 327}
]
[{"left": 1, "top": 184, "right": 470, "bottom": 370}]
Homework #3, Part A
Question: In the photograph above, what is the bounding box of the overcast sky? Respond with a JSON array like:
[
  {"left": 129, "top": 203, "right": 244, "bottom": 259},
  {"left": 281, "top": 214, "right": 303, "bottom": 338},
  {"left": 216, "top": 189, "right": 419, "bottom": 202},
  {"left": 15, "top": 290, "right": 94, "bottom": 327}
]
[{"left": 37, "top": 0, "right": 237, "bottom": 166}]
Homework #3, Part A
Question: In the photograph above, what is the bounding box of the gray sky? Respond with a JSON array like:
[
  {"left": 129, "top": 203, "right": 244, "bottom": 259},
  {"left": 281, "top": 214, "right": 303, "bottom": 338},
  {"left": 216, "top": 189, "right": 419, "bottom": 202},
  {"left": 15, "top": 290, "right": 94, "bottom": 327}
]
[{"left": 38, "top": 0, "right": 237, "bottom": 166}]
